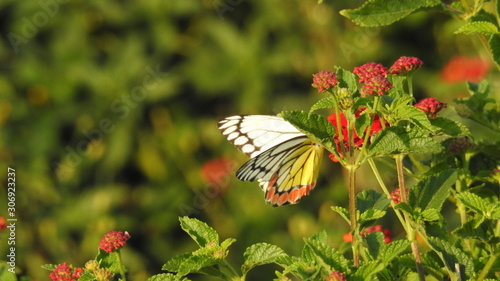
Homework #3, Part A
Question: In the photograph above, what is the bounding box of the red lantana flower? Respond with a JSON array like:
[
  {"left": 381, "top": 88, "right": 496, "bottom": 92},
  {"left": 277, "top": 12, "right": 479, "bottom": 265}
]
[
  {"left": 390, "top": 188, "right": 409, "bottom": 205},
  {"left": 441, "top": 55, "right": 490, "bottom": 83},
  {"left": 414, "top": 97, "right": 447, "bottom": 118},
  {"left": 312, "top": 71, "right": 338, "bottom": 93},
  {"left": 99, "top": 231, "right": 130, "bottom": 253},
  {"left": 360, "top": 75, "right": 392, "bottom": 96},
  {"left": 49, "top": 263, "right": 81, "bottom": 281},
  {"left": 390, "top": 56, "right": 423, "bottom": 75},
  {"left": 353, "top": 62, "right": 388, "bottom": 83},
  {"left": 327, "top": 108, "right": 386, "bottom": 161}
]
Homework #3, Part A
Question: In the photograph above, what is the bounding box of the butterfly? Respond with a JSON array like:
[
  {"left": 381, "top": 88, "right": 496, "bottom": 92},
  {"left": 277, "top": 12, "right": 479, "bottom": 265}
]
[{"left": 218, "top": 115, "right": 324, "bottom": 206}]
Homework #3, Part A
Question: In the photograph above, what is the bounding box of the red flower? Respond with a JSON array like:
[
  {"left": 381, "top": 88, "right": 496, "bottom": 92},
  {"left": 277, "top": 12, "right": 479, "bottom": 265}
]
[
  {"left": 390, "top": 56, "right": 423, "bottom": 75},
  {"left": 353, "top": 62, "right": 388, "bottom": 83},
  {"left": 312, "top": 71, "right": 338, "bottom": 93},
  {"left": 414, "top": 97, "right": 447, "bottom": 118},
  {"left": 441, "top": 56, "right": 490, "bottom": 83},
  {"left": 390, "top": 188, "right": 409, "bottom": 205},
  {"left": 0, "top": 217, "right": 7, "bottom": 231},
  {"left": 360, "top": 75, "right": 392, "bottom": 96},
  {"left": 327, "top": 108, "right": 386, "bottom": 161},
  {"left": 49, "top": 263, "right": 78, "bottom": 281},
  {"left": 72, "top": 268, "right": 83, "bottom": 279},
  {"left": 327, "top": 271, "right": 347, "bottom": 281},
  {"left": 99, "top": 231, "right": 130, "bottom": 253},
  {"left": 343, "top": 225, "right": 392, "bottom": 244},
  {"left": 201, "top": 157, "right": 234, "bottom": 189}
]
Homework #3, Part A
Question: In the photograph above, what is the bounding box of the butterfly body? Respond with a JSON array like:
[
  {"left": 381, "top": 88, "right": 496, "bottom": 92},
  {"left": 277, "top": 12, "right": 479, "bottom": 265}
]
[{"left": 218, "top": 115, "right": 323, "bottom": 206}]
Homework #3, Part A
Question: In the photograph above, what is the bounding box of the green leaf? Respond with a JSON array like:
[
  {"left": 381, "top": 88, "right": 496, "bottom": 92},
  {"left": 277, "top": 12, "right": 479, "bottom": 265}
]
[
  {"left": 331, "top": 206, "right": 350, "bottom": 223},
  {"left": 419, "top": 208, "right": 442, "bottom": 222},
  {"left": 336, "top": 67, "right": 357, "bottom": 93},
  {"left": 455, "top": 21, "right": 499, "bottom": 35},
  {"left": 455, "top": 192, "right": 490, "bottom": 215},
  {"left": 368, "top": 126, "right": 442, "bottom": 156},
  {"left": 427, "top": 237, "right": 475, "bottom": 279},
  {"left": 387, "top": 75, "right": 408, "bottom": 97},
  {"left": 96, "top": 249, "right": 123, "bottom": 274},
  {"left": 409, "top": 169, "right": 456, "bottom": 210},
  {"left": 276, "top": 256, "right": 321, "bottom": 280},
  {"left": 359, "top": 209, "right": 386, "bottom": 224},
  {"left": 280, "top": 111, "right": 337, "bottom": 153},
  {"left": 453, "top": 219, "right": 495, "bottom": 242},
  {"left": 489, "top": 34, "right": 500, "bottom": 69},
  {"left": 429, "top": 117, "right": 470, "bottom": 136},
  {"left": 310, "top": 96, "right": 336, "bottom": 113},
  {"left": 351, "top": 261, "right": 385, "bottom": 280},
  {"left": 379, "top": 240, "right": 411, "bottom": 264},
  {"left": 242, "top": 243, "right": 288, "bottom": 275},
  {"left": 357, "top": 189, "right": 390, "bottom": 213},
  {"left": 148, "top": 273, "right": 191, "bottom": 281},
  {"left": 394, "top": 105, "right": 433, "bottom": 130},
  {"left": 340, "top": 0, "right": 442, "bottom": 27},
  {"left": 41, "top": 264, "right": 57, "bottom": 271},
  {"left": 162, "top": 253, "right": 192, "bottom": 272},
  {"left": 77, "top": 272, "right": 95, "bottom": 281},
  {"left": 393, "top": 202, "right": 415, "bottom": 215},
  {"left": 179, "top": 255, "right": 219, "bottom": 277},
  {"left": 179, "top": 217, "right": 219, "bottom": 247},
  {"left": 304, "top": 234, "right": 351, "bottom": 272},
  {"left": 221, "top": 238, "right": 236, "bottom": 251},
  {"left": 364, "top": 232, "right": 384, "bottom": 259}
]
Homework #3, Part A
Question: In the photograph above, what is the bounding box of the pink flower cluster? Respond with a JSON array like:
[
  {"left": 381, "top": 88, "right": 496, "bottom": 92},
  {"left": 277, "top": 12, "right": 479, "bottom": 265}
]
[
  {"left": 414, "top": 97, "right": 447, "bottom": 118},
  {"left": 99, "top": 231, "right": 131, "bottom": 253},
  {"left": 354, "top": 62, "right": 392, "bottom": 96},
  {"left": 390, "top": 56, "right": 423, "bottom": 75},
  {"left": 49, "top": 263, "right": 82, "bottom": 281},
  {"left": 312, "top": 70, "right": 338, "bottom": 93}
]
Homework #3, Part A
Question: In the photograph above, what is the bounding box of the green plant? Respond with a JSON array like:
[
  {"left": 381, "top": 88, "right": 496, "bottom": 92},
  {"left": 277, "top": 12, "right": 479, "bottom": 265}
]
[
  {"left": 25, "top": 55, "right": 498, "bottom": 281},
  {"left": 337, "top": 0, "right": 500, "bottom": 69},
  {"left": 149, "top": 57, "right": 498, "bottom": 280}
]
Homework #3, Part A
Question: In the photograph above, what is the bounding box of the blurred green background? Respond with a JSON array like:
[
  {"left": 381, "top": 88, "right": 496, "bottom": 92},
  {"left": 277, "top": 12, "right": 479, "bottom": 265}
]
[{"left": 0, "top": 0, "right": 497, "bottom": 280}]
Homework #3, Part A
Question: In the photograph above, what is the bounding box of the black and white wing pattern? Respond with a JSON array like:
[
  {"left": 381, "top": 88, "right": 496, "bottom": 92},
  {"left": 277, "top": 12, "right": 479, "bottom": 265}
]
[{"left": 218, "top": 115, "right": 323, "bottom": 206}]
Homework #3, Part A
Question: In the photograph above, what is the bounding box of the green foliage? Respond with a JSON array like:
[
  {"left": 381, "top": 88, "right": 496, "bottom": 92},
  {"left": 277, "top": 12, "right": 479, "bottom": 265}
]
[
  {"left": 339, "top": 0, "right": 442, "bottom": 27},
  {"left": 2, "top": 1, "right": 500, "bottom": 281},
  {"left": 340, "top": 0, "right": 500, "bottom": 69}
]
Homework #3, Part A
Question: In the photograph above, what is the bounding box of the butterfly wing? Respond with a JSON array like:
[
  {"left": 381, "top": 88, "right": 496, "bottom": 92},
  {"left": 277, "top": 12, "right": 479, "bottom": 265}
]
[
  {"left": 218, "top": 115, "right": 305, "bottom": 158},
  {"left": 218, "top": 115, "right": 324, "bottom": 206},
  {"left": 236, "top": 136, "right": 323, "bottom": 206}
]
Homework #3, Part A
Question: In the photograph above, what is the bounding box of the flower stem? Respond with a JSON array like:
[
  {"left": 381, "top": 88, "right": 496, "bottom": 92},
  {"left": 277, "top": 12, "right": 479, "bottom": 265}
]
[
  {"left": 367, "top": 158, "right": 407, "bottom": 231},
  {"left": 406, "top": 75, "right": 414, "bottom": 98},
  {"left": 347, "top": 163, "right": 359, "bottom": 267},
  {"left": 115, "top": 251, "right": 127, "bottom": 281},
  {"left": 395, "top": 155, "right": 425, "bottom": 281}
]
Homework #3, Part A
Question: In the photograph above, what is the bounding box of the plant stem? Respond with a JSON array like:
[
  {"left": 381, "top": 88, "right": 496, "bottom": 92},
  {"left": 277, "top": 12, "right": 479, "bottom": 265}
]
[
  {"left": 477, "top": 252, "right": 497, "bottom": 281},
  {"left": 367, "top": 158, "right": 407, "bottom": 231},
  {"left": 407, "top": 75, "right": 414, "bottom": 98},
  {"left": 395, "top": 155, "right": 425, "bottom": 281},
  {"left": 347, "top": 163, "right": 359, "bottom": 267},
  {"left": 116, "top": 251, "right": 127, "bottom": 281}
]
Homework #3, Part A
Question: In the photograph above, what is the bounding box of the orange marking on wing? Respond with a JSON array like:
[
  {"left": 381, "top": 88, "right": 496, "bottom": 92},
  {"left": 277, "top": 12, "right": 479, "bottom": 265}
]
[
  {"left": 288, "top": 189, "right": 300, "bottom": 204},
  {"left": 266, "top": 186, "right": 276, "bottom": 201},
  {"left": 278, "top": 193, "right": 289, "bottom": 206}
]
